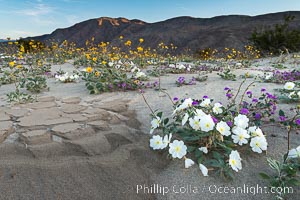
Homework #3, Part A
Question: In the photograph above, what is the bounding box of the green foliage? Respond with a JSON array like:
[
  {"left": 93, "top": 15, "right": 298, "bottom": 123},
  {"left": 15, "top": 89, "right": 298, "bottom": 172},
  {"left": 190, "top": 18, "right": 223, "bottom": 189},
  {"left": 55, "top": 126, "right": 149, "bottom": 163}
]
[
  {"left": 6, "top": 91, "right": 34, "bottom": 104},
  {"left": 217, "top": 69, "right": 236, "bottom": 81},
  {"left": 259, "top": 156, "right": 300, "bottom": 199},
  {"left": 20, "top": 75, "right": 48, "bottom": 93},
  {"left": 250, "top": 15, "right": 300, "bottom": 55}
]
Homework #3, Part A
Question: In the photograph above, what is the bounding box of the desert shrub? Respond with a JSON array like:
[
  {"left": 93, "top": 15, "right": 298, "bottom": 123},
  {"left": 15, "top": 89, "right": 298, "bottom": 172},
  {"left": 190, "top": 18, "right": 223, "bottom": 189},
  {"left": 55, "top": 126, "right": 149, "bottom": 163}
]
[{"left": 250, "top": 15, "right": 300, "bottom": 55}]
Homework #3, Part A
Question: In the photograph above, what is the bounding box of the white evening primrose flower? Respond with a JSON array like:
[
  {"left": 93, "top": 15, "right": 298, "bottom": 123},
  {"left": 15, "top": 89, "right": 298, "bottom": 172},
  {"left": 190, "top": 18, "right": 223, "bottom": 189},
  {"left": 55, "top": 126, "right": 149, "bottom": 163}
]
[
  {"left": 189, "top": 117, "right": 201, "bottom": 131},
  {"left": 229, "top": 150, "right": 242, "bottom": 172},
  {"left": 185, "top": 158, "right": 195, "bottom": 168},
  {"left": 199, "top": 164, "right": 208, "bottom": 176},
  {"left": 135, "top": 71, "right": 146, "bottom": 79},
  {"left": 288, "top": 91, "right": 296, "bottom": 99},
  {"left": 212, "top": 103, "right": 223, "bottom": 114},
  {"left": 169, "top": 64, "right": 175, "bottom": 68},
  {"left": 182, "top": 113, "right": 189, "bottom": 126},
  {"left": 288, "top": 146, "right": 300, "bottom": 158},
  {"left": 169, "top": 140, "right": 187, "bottom": 159},
  {"left": 232, "top": 127, "right": 250, "bottom": 145},
  {"left": 248, "top": 126, "right": 264, "bottom": 138},
  {"left": 216, "top": 121, "right": 231, "bottom": 136},
  {"left": 234, "top": 114, "right": 249, "bottom": 129},
  {"left": 149, "top": 135, "right": 163, "bottom": 150},
  {"left": 150, "top": 116, "right": 161, "bottom": 134},
  {"left": 199, "top": 147, "right": 208, "bottom": 154},
  {"left": 161, "top": 133, "right": 172, "bottom": 149},
  {"left": 250, "top": 136, "right": 268, "bottom": 153},
  {"left": 199, "top": 115, "right": 215, "bottom": 132},
  {"left": 200, "top": 98, "right": 211, "bottom": 108},
  {"left": 108, "top": 62, "right": 114, "bottom": 67},
  {"left": 284, "top": 82, "right": 295, "bottom": 90},
  {"left": 74, "top": 74, "right": 79, "bottom": 79},
  {"left": 174, "top": 98, "right": 193, "bottom": 114},
  {"left": 265, "top": 74, "right": 273, "bottom": 80},
  {"left": 194, "top": 109, "right": 206, "bottom": 119}
]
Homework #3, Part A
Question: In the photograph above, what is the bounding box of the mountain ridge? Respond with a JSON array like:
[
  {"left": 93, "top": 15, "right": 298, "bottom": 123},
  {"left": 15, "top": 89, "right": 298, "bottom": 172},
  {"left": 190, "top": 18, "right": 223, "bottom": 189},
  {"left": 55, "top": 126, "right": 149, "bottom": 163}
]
[{"left": 28, "top": 11, "right": 300, "bottom": 52}]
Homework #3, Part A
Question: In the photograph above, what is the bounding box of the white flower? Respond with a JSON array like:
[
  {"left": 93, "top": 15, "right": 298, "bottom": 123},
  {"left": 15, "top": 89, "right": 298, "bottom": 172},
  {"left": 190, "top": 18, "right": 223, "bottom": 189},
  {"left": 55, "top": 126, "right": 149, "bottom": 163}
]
[
  {"left": 199, "top": 146, "right": 208, "bottom": 154},
  {"left": 297, "top": 91, "right": 300, "bottom": 97},
  {"left": 288, "top": 146, "right": 300, "bottom": 158},
  {"left": 200, "top": 98, "right": 211, "bottom": 108},
  {"left": 169, "top": 140, "right": 187, "bottom": 159},
  {"left": 250, "top": 136, "right": 268, "bottom": 153},
  {"left": 185, "top": 158, "right": 195, "bottom": 168},
  {"left": 182, "top": 113, "right": 189, "bottom": 126},
  {"left": 212, "top": 103, "right": 223, "bottom": 114},
  {"left": 284, "top": 82, "right": 295, "bottom": 90},
  {"left": 232, "top": 127, "right": 250, "bottom": 145},
  {"left": 288, "top": 91, "right": 296, "bottom": 99},
  {"left": 265, "top": 74, "right": 273, "bottom": 80},
  {"left": 199, "top": 164, "right": 208, "bottom": 176},
  {"left": 248, "top": 126, "right": 264, "bottom": 138},
  {"left": 161, "top": 133, "right": 172, "bottom": 149},
  {"left": 169, "top": 64, "right": 175, "bottom": 68},
  {"left": 74, "top": 74, "right": 79, "bottom": 79},
  {"left": 108, "top": 62, "right": 114, "bottom": 67},
  {"left": 216, "top": 121, "right": 231, "bottom": 136},
  {"left": 135, "top": 71, "right": 146, "bottom": 79},
  {"left": 229, "top": 150, "right": 242, "bottom": 172},
  {"left": 194, "top": 109, "right": 206, "bottom": 118},
  {"left": 199, "top": 115, "right": 215, "bottom": 132},
  {"left": 189, "top": 117, "right": 201, "bottom": 131},
  {"left": 177, "top": 64, "right": 186, "bottom": 70},
  {"left": 150, "top": 116, "right": 161, "bottom": 134},
  {"left": 234, "top": 114, "right": 249, "bottom": 129},
  {"left": 174, "top": 98, "right": 193, "bottom": 113},
  {"left": 150, "top": 135, "right": 163, "bottom": 150},
  {"left": 59, "top": 76, "right": 66, "bottom": 82}
]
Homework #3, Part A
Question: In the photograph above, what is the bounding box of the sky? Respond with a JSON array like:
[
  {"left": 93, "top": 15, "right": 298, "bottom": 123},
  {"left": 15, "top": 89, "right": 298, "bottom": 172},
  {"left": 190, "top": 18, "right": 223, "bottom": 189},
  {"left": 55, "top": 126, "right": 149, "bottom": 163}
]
[{"left": 0, "top": 0, "right": 300, "bottom": 39}]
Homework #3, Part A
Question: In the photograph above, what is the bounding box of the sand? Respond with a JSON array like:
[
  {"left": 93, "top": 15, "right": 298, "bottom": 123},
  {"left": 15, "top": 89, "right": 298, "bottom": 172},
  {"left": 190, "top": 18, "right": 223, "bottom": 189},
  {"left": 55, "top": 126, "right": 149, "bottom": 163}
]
[{"left": 0, "top": 55, "right": 299, "bottom": 199}]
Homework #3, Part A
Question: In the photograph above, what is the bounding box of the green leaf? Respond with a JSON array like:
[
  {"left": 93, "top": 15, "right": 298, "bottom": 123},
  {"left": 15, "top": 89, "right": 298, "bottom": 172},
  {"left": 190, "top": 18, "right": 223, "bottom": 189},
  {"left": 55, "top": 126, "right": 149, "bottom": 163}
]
[
  {"left": 163, "top": 118, "right": 169, "bottom": 125},
  {"left": 259, "top": 172, "right": 271, "bottom": 180},
  {"left": 286, "top": 178, "right": 300, "bottom": 186},
  {"left": 279, "top": 109, "right": 285, "bottom": 116}
]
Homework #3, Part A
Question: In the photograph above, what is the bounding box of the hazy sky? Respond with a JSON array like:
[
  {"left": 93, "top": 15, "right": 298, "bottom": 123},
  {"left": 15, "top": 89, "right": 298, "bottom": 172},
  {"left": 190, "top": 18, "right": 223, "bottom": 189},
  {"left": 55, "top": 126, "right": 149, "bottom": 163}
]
[{"left": 1, "top": 0, "right": 300, "bottom": 39}]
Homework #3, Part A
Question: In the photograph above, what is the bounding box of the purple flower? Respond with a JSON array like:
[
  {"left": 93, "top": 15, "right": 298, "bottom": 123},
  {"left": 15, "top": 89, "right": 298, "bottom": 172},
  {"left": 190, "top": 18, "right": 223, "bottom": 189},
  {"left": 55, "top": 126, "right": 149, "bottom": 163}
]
[
  {"left": 226, "top": 93, "right": 233, "bottom": 99},
  {"left": 246, "top": 91, "right": 252, "bottom": 97},
  {"left": 255, "top": 113, "right": 262, "bottom": 120},
  {"left": 295, "top": 118, "right": 300, "bottom": 125},
  {"left": 224, "top": 87, "right": 230, "bottom": 91},
  {"left": 173, "top": 97, "right": 179, "bottom": 101},
  {"left": 203, "top": 95, "right": 208, "bottom": 99},
  {"left": 192, "top": 101, "right": 198, "bottom": 106},
  {"left": 252, "top": 98, "right": 258, "bottom": 103},
  {"left": 212, "top": 117, "right": 218, "bottom": 124},
  {"left": 227, "top": 121, "right": 233, "bottom": 127},
  {"left": 279, "top": 116, "right": 286, "bottom": 122},
  {"left": 261, "top": 88, "right": 266, "bottom": 92},
  {"left": 121, "top": 83, "right": 127, "bottom": 88},
  {"left": 240, "top": 108, "right": 249, "bottom": 115}
]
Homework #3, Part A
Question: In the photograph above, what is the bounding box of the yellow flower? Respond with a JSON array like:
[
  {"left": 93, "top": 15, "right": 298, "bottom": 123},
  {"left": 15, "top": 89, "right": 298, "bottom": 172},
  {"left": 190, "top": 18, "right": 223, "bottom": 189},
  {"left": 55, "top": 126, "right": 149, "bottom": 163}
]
[
  {"left": 101, "top": 60, "right": 107, "bottom": 65},
  {"left": 86, "top": 67, "right": 93, "bottom": 73},
  {"left": 85, "top": 54, "right": 91, "bottom": 59},
  {"left": 16, "top": 65, "right": 22, "bottom": 69},
  {"left": 134, "top": 80, "right": 140, "bottom": 85},
  {"left": 95, "top": 71, "right": 100, "bottom": 77},
  {"left": 92, "top": 57, "right": 97, "bottom": 62},
  {"left": 9, "top": 61, "right": 15, "bottom": 67},
  {"left": 137, "top": 46, "right": 143, "bottom": 52},
  {"left": 119, "top": 35, "right": 124, "bottom": 39},
  {"left": 125, "top": 40, "right": 131, "bottom": 46},
  {"left": 139, "top": 38, "right": 144, "bottom": 43}
]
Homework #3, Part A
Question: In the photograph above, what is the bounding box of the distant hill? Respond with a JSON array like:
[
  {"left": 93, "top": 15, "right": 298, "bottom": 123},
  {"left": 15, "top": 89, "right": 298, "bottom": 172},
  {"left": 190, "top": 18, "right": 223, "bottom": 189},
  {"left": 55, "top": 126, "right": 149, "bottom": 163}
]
[{"left": 28, "top": 11, "right": 300, "bottom": 53}]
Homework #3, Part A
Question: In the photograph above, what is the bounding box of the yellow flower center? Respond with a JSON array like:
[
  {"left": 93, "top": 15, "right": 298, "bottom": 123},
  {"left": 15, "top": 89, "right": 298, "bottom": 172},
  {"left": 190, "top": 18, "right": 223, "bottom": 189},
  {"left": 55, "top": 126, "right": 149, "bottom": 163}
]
[
  {"left": 219, "top": 127, "right": 224, "bottom": 132},
  {"left": 155, "top": 141, "right": 161, "bottom": 145},
  {"left": 175, "top": 146, "right": 181, "bottom": 153},
  {"left": 255, "top": 142, "right": 260, "bottom": 147},
  {"left": 231, "top": 159, "right": 236, "bottom": 165},
  {"left": 205, "top": 123, "right": 210, "bottom": 128},
  {"left": 239, "top": 135, "right": 244, "bottom": 140}
]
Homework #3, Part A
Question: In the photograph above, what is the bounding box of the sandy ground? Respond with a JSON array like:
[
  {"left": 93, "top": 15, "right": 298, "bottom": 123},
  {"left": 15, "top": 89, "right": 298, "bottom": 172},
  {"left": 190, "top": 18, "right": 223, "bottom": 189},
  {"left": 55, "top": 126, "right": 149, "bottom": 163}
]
[{"left": 0, "top": 56, "right": 299, "bottom": 199}]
